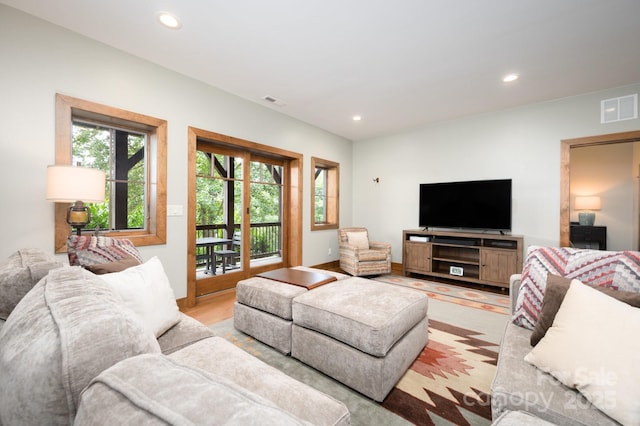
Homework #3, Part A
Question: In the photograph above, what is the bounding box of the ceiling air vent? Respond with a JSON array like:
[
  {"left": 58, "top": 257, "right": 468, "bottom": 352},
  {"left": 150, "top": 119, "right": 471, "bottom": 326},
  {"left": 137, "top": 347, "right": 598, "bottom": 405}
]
[
  {"left": 262, "top": 95, "right": 286, "bottom": 107},
  {"left": 601, "top": 94, "right": 638, "bottom": 123}
]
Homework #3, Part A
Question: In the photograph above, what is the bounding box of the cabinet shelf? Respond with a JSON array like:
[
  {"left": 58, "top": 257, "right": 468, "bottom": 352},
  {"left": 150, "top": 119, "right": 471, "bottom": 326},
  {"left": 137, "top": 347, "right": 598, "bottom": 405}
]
[
  {"left": 432, "top": 257, "right": 478, "bottom": 266},
  {"left": 402, "top": 229, "right": 524, "bottom": 288}
]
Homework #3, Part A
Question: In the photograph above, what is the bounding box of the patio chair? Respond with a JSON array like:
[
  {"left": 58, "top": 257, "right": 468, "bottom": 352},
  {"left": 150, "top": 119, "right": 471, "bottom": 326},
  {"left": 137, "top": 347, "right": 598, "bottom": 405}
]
[
  {"left": 214, "top": 230, "right": 241, "bottom": 274},
  {"left": 338, "top": 227, "right": 391, "bottom": 276}
]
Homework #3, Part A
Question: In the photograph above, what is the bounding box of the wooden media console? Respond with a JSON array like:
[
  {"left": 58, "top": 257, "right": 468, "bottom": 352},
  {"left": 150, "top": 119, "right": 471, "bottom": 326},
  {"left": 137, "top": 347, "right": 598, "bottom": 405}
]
[{"left": 402, "top": 229, "right": 524, "bottom": 288}]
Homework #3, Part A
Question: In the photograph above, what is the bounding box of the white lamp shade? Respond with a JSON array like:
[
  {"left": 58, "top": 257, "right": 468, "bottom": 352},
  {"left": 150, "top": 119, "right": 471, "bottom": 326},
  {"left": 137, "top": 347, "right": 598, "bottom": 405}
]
[
  {"left": 46, "top": 165, "right": 105, "bottom": 203},
  {"left": 574, "top": 196, "right": 601, "bottom": 211}
]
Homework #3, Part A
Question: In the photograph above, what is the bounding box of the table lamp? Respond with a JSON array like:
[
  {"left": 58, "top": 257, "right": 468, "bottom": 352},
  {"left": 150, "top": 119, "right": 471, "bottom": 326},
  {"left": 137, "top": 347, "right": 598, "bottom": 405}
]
[
  {"left": 46, "top": 165, "right": 106, "bottom": 235},
  {"left": 575, "top": 196, "right": 601, "bottom": 226}
]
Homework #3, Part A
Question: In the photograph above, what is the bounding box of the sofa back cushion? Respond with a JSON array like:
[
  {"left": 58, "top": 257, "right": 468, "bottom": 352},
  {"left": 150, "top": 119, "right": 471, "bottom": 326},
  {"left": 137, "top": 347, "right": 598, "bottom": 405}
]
[
  {"left": 0, "top": 267, "right": 160, "bottom": 426},
  {"left": 531, "top": 274, "right": 640, "bottom": 346},
  {"left": 524, "top": 281, "right": 640, "bottom": 425},
  {"left": 98, "top": 256, "right": 181, "bottom": 337},
  {"left": 512, "top": 246, "right": 640, "bottom": 329},
  {"left": 0, "top": 248, "right": 64, "bottom": 320}
]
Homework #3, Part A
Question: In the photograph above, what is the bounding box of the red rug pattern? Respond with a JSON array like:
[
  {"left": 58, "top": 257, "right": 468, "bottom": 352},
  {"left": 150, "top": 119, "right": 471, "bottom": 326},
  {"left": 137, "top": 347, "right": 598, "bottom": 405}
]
[{"left": 382, "top": 319, "right": 498, "bottom": 425}]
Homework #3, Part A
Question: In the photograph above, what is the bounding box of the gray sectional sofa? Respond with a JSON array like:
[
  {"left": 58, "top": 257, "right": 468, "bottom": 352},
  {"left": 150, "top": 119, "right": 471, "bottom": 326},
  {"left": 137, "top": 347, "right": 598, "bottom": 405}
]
[
  {"left": 492, "top": 246, "right": 640, "bottom": 425},
  {"left": 491, "top": 276, "right": 620, "bottom": 425},
  {"left": 0, "top": 249, "right": 350, "bottom": 425}
]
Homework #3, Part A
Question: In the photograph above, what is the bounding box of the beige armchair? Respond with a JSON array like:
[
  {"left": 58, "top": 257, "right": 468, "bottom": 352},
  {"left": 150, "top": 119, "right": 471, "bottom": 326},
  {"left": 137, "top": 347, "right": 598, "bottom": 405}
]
[{"left": 338, "top": 227, "right": 391, "bottom": 276}]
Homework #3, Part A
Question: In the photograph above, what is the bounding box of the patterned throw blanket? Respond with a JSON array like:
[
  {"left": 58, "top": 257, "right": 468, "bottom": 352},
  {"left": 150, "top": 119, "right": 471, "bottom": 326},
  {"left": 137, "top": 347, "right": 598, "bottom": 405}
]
[{"left": 511, "top": 246, "right": 640, "bottom": 329}]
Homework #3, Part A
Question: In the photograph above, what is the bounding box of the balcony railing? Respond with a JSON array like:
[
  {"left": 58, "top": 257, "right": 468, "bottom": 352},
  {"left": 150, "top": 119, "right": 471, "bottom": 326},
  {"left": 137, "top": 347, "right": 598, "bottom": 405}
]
[{"left": 195, "top": 222, "right": 282, "bottom": 269}]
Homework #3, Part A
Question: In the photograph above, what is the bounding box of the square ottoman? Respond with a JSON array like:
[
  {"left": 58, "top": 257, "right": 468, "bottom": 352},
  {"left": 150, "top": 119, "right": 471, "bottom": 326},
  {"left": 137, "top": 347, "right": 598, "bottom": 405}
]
[
  {"left": 234, "top": 267, "right": 349, "bottom": 354},
  {"left": 291, "top": 277, "right": 428, "bottom": 401}
]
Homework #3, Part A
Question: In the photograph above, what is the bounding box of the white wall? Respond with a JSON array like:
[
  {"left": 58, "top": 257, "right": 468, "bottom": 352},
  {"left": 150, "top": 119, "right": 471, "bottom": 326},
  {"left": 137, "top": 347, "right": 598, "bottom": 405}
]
[
  {"left": 353, "top": 84, "right": 640, "bottom": 261},
  {"left": 2, "top": 5, "right": 640, "bottom": 295},
  {"left": 0, "top": 5, "right": 352, "bottom": 298}
]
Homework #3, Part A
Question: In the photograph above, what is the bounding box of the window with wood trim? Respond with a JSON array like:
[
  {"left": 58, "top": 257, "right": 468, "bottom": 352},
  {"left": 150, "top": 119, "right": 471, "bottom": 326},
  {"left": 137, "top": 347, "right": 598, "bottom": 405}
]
[
  {"left": 54, "top": 94, "right": 167, "bottom": 252},
  {"left": 311, "top": 157, "right": 339, "bottom": 230}
]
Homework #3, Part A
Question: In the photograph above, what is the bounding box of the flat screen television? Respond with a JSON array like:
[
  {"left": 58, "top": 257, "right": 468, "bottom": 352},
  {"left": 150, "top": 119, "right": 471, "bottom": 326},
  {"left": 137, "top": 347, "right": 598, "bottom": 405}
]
[{"left": 419, "top": 179, "right": 512, "bottom": 231}]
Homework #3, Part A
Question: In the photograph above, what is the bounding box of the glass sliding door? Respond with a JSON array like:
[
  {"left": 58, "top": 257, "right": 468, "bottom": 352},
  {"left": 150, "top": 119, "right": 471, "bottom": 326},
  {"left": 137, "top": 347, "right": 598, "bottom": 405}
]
[
  {"left": 195, "top": 146, "right": 244, "bottom": 288},
  {"left": 187, "top": 127, "right": 302, "bottom": 304},
  {"left": 249, "top": 156, "right": 283, "bottom": 266}
]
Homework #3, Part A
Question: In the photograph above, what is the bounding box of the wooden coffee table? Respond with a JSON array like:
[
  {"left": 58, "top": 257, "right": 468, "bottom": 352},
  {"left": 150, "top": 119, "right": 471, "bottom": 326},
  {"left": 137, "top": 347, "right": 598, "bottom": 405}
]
[{"left": 257, "top": 268, "right": 337, "bottom": 289}]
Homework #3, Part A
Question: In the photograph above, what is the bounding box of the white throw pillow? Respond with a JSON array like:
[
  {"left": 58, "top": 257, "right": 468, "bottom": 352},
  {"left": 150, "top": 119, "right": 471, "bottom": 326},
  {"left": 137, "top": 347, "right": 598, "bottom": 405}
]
[
  {"left": 524, "top": 280, "right": 640, "bottom": 425},
  {"left": 346, "top": 231, "right": 369, "bottom": 250},
  {"left": 98, "top": 256, "right": 180, "bottom": 337}
]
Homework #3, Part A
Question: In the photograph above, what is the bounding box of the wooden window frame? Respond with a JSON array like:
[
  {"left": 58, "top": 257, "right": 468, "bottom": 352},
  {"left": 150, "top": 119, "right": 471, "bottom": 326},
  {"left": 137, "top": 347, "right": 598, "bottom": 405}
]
[
  {"left": 311, "top": 156, "right": 339, "bottom": 231},
  {"left": 54, "top": 94, "right": 167, "bottom": 252}
]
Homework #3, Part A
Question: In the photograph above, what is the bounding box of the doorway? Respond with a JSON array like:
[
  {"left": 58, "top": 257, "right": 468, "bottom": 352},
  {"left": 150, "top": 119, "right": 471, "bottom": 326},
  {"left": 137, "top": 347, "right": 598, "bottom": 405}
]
[
  {"left": 560, "top": 130, "right": 640, "bottom": 249},
  {"left": 186, "top": 127, "right": 303, "bottom": 307}
]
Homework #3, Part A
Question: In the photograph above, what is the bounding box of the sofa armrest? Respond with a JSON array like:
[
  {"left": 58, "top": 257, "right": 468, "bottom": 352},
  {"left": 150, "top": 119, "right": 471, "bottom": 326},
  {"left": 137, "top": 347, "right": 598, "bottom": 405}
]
[
  {"left": 339, "top": 242, "right": 359, "bottom": 251},
  {"left": 157, "top": 313, "right": 214, "bottom": 355},
  {"left": 509, "top": 274, "right": 522, "bottom": 316},
  {"left": 76, "top": 353, "right": 313, "bottom": 426}
]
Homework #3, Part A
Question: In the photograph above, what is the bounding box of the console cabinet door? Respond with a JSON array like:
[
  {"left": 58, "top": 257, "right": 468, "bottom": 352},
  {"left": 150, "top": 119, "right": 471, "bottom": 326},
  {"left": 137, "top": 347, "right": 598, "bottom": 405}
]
[
  {"left": 481, "top": 249, "right": 516, "bottom": 287},
  {"left": 404, "top": 242, "right": 431, "bottom": 274}
]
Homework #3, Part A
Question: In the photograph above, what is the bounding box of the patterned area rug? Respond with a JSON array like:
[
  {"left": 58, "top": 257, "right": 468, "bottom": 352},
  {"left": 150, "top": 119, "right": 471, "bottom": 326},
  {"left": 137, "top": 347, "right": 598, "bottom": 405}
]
[
  {"left": 211, "top": 277, "right": 508, "bottom": 425},
  {"left": 382, "top": 319, "right": 498, "bottom": 425},
  {"left": 374, "top": 274, "right": 510, "bottom": 315}
]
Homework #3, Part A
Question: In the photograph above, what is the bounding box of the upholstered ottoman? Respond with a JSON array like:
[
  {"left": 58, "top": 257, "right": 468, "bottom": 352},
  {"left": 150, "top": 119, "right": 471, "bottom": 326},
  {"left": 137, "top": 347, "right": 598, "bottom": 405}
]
[
  {"left": 234, "top": 267, "right": 349, "bottom": 354},
  {"left": 291, "top": 277, "right": 428, "bottom": 402}
]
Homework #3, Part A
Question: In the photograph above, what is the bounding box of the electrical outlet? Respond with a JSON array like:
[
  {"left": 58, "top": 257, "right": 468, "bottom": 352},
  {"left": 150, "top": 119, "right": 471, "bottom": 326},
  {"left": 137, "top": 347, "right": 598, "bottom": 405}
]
[{"left": 328, "top": 248, "right": 332, "bottom": 256}]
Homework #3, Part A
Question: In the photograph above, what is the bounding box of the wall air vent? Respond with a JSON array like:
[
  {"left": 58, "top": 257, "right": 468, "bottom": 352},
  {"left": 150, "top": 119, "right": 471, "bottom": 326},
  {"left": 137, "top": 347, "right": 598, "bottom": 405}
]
[
  {"left": 601, "top": 94, "right": 638, "bottom": 123},
  {"left": 262, "top": 95, "right": 286, "bottom": 107}
]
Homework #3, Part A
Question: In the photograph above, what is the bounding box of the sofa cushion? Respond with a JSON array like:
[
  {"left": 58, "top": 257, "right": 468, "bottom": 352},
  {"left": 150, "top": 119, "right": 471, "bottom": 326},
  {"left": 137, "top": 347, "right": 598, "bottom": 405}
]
[
  {"left": 66, "top": 235, "right": 143, "bottom": 267},
  {"left": 0, "top": 267, "right": 160, "bottom": 426},
  {"left": 525, "top": 281, "right": 640, "bottom": 425},
  {"left": 98, "top": 256, "right": 181, "bottom": 337},
  {"left": 346, "top": 231, "right": 369, "bottom": 249},
  {"left": 491, "top": 322, "right": 617, "bottom": 425},
  {"left": 358, "top": 249, "right": 388, "bottom": 261},
  {"left": 531, "top": 274, "right": 640, "bottom": 346},
  {"left": 0, "top": 248, "right": 63, "bottom": 320},
  {"left": 292, "top": 277, "right": 428, "bottom": 356},
  {"left": 75, "top": 354, "right": 310, "bottom": 426},
  {"left": 157, "top": 312, "right": 214, "bottom": 355}
]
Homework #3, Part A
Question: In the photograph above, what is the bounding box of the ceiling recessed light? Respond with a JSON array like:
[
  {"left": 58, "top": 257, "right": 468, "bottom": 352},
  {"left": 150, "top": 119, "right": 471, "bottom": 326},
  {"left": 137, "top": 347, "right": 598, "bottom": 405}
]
[
  {"left": 352, "top": 115, "right": 362, "bottom": 121},
  {"left": 503, "top": 73, "right": 519, "bottom": 83},
  {"left": 157, "top": 11, "right": 182, "bottom": 29}
]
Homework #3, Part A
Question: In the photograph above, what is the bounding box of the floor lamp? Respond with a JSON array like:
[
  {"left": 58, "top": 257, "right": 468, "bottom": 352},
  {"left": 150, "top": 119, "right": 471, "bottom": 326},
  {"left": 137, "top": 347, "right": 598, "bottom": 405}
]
[{"left": 46, "top": 165, "right": 106, "bottom": 235}]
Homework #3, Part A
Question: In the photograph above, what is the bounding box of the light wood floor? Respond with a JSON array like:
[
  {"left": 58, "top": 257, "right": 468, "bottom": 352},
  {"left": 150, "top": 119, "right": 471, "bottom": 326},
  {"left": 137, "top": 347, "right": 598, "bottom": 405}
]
[
  {"left": 182, "top": 263, "right": 345, "bottom": 326},
  {"left": 181, "top": 265, "right": 504, "bottom": 326},
  {"left": 182, "top": 288, "right": 236, "bottom": 326}
]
